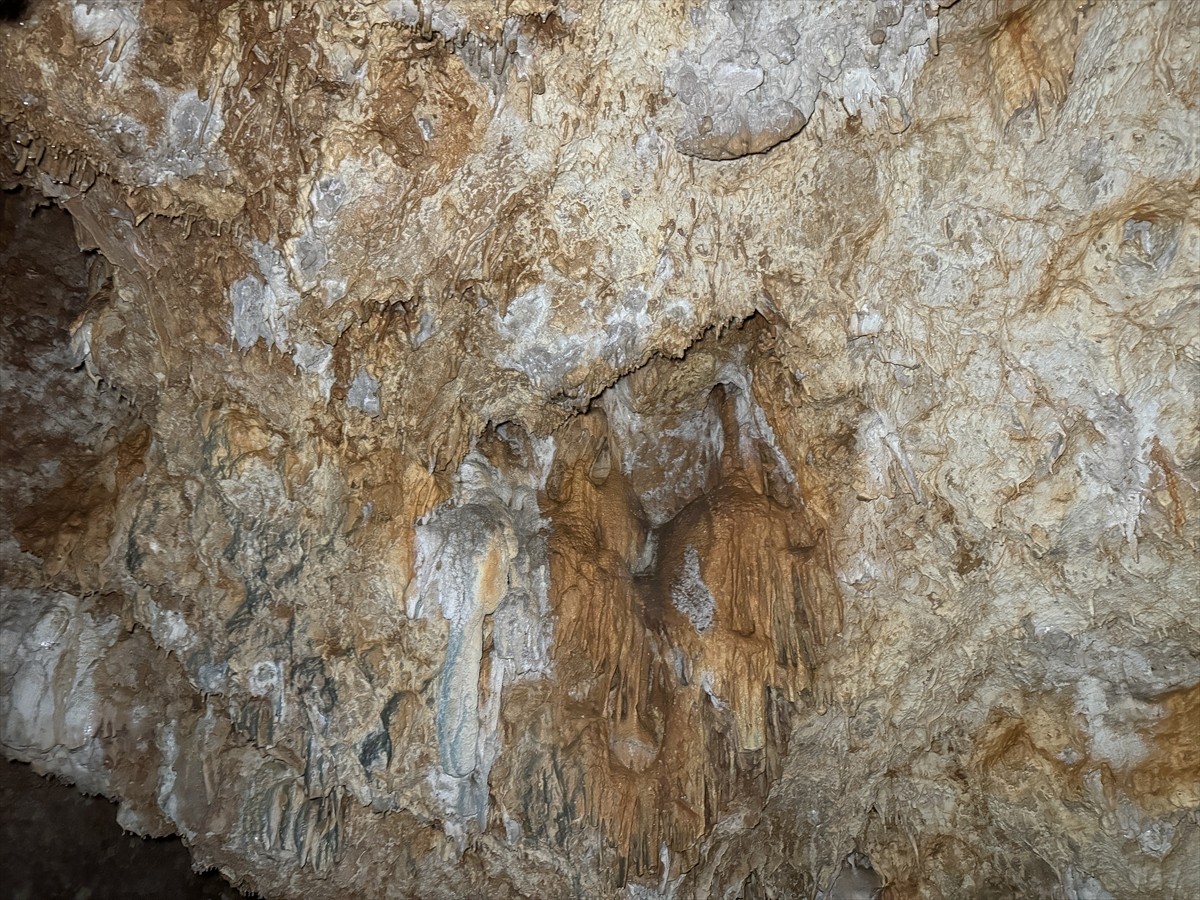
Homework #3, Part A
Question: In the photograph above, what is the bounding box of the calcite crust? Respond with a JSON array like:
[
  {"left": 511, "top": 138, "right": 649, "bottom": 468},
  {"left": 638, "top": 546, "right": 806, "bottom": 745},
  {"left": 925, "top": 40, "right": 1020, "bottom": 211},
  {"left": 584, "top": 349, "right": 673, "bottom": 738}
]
[{"left": 1, "top": 1, "right": 1197, "bottom": 897}]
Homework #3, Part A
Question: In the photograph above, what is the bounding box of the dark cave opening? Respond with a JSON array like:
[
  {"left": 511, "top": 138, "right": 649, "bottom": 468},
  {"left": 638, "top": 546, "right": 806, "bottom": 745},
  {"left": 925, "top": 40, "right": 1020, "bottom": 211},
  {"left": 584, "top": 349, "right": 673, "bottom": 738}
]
[
  {"left": 0, "top": 760, "right": 250, "bottom": 900},
  {"left": 0, "top": 189, "right": 248, "bottom": 899},
  {"left": 0, "top": 0, "right": 29, "bottom": 25}
]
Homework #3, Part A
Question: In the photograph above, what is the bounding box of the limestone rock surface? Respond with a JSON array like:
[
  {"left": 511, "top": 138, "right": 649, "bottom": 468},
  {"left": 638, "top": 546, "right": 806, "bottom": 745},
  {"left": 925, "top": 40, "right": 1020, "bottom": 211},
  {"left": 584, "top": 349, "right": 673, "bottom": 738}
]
[{"left": 1, "top": 1, "right": 1198, "bottom": 897}]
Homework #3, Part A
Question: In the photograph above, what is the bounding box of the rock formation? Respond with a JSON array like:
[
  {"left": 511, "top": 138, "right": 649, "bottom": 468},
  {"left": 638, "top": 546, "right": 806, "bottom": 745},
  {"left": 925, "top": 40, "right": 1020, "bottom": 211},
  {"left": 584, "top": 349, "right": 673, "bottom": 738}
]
[{"left": 1, "top": 0, "right": 1197, "bottom": 897}]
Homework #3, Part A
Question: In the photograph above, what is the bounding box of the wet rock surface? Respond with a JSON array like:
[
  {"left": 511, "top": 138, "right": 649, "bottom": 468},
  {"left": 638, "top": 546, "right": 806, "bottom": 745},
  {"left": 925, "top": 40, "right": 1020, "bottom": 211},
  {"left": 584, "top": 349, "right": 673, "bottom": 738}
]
[{"left": 1, "top": 1, "right": 1198, "bottom": 897}]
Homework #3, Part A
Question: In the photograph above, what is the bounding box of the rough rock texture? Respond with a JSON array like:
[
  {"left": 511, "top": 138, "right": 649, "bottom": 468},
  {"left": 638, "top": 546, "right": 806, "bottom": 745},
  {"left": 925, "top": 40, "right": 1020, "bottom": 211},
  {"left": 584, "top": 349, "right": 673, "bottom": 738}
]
[{"left": 1, "top": 0, "right": 1197, "bottom": 897}]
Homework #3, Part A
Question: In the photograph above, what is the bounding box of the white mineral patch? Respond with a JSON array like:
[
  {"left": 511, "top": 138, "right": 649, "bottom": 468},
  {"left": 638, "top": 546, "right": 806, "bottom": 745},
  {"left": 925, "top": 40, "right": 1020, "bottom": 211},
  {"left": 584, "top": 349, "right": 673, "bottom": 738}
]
[
  {"left": 151, "top": 89, "right": 227, "bottom": 182},
  {"left": 156, "top": 722, "right": 184, "bottom": 831},
  {"left": 1062, "top": 867, "right": 1115, "bottom": 900},
  {"left": 1074, "top": 675, "right": 1150, "bottom": 768},
  {"left": 411, "top": 450, "right": 552, "bottom": 821},
  {"left": 141, "top": 597, "right": 195, "bottom": 655},
  {"left": 347, "top": 369, "right": 381, "bottom": 417},
  {"left": 497, "top": 284, "right": 651, "bottom": 391},
  {"left": 230, "top": 240, "right": 301, "bottom": 351},
  {"left": 71, "top": 0, "right": 142, "bottom": 84},
  {"left": 716, "top": 358, "right": 796, "bottom": 484},
  {"left": 665, "top": 0, "right": 933, "bottom": 155},
  {"left": 249, "top": 661, "right": 282, "bottom": 697},
  {"left": 672, "top": 546, "right": 715, "bottom": 634},
  {"left": 0, "top": 592, "right": 120, "bottom": 792},
  {"left": 293, "top": 342, "right": 335, "bottom": 400},
  {"left": 385, "top": 0, "right": 467, "bottom": 42},
  {"left": 309, "top": 173, "right": 349, "bottom": 229}
]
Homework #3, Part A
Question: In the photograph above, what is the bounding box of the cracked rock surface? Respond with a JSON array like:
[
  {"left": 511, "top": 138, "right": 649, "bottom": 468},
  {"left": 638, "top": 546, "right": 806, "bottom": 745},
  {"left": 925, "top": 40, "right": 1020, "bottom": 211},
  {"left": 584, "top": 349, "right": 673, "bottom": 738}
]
[{"left": 1, "top": 1, "right": 1197, "bottom": 897}]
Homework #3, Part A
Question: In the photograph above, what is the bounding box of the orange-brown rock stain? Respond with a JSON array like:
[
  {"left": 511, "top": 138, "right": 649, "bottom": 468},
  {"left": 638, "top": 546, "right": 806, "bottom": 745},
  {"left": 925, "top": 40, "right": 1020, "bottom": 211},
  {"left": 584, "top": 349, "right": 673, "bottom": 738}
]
[
  {"left": 534, "top": 386, "right": 843, "bottom": 883},
  {"left": 973, "top": 682, "right": 1200, "bottom": 820},
  {"left": 1131, "top": 683, "right": 1200, "bottom": 814},
  {"left": 985, "top": 0, "right": 1086, "bottom": 126}
]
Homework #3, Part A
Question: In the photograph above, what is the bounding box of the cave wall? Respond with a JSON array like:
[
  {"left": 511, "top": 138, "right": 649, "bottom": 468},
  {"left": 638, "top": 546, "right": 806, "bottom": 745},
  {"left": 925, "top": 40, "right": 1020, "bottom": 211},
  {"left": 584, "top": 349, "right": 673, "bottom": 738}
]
[{"left": 0, "top": 1, "right": 1197, "bottom": 897}]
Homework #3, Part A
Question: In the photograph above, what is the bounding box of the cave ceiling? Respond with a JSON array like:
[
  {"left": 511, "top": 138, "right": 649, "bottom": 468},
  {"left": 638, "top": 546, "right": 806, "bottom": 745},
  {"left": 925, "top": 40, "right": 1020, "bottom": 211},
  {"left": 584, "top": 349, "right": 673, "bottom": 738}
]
[{"left": 0, "top": 1, "right": 1198, "bottom": 898}]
